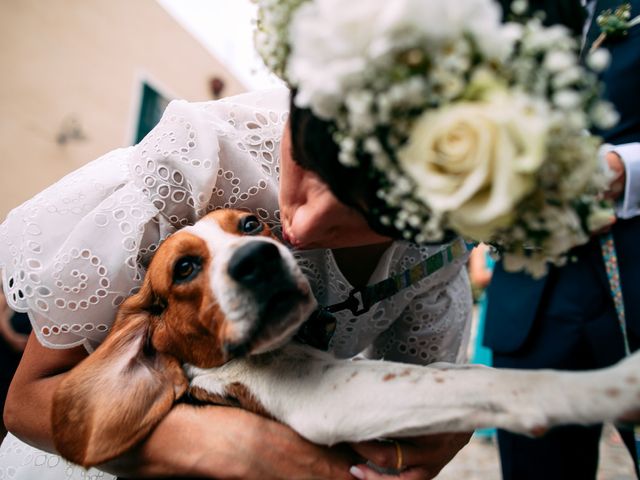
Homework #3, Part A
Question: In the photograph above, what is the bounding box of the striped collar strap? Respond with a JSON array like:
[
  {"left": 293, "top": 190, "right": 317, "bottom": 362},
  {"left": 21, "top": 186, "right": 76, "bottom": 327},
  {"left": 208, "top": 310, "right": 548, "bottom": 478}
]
[
  {"left": 325, "top": 238, "right": 471, "bottom": 316},
  {"left": 295, "top": 238, "right": 472, "bottom": 351}
]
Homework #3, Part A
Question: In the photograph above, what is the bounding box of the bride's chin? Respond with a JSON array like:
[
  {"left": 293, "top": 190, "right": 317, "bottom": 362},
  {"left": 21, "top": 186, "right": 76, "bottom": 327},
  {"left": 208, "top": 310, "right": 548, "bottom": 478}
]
[
  {"left": 280, "top": 227, "right": 295, "bottom": 247},
  {"left": 281, "top": 224, "right": 308, "bottom": 249},
  {"left": 283, "top": 215, "right": 318, "bottom": 249},
  {"left": 286, "top": 234, "right": 316, "bottom": 250}
]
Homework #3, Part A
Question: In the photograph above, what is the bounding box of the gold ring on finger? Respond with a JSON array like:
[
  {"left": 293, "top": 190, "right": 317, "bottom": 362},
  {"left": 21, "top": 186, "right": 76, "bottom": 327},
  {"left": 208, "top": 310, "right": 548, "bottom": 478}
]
[{"left": 394, "top": 440, "right": 404, "bottom": 471}]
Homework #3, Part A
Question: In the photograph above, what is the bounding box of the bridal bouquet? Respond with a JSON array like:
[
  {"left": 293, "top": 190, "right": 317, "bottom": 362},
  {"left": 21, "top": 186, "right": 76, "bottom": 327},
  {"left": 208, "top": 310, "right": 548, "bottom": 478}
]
[{"left": 254, "top": 0, "right": 617, "bottom": 277}]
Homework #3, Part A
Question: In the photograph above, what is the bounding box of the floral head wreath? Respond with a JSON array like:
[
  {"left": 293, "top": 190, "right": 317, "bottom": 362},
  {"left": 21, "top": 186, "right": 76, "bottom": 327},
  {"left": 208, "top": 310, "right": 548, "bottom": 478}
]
[{"left": 254, "top": 0, "right": 617, "bottom": 277}]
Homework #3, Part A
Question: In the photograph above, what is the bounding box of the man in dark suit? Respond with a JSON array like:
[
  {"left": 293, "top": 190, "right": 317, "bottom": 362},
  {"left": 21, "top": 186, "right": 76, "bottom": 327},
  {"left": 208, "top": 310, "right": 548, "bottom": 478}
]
[{"left": 485, "top": 1, "right": 640, "bottom": 478}]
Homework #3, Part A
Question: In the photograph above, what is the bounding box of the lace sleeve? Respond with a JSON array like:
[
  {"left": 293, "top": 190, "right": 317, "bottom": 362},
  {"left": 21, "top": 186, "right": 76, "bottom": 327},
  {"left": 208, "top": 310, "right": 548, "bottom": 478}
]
[
  {"left": 0, "top": 99, "right": 223, "bottom": 351},
  {"left": 371, "top": 267, "right": 473, "bottom": 365}
]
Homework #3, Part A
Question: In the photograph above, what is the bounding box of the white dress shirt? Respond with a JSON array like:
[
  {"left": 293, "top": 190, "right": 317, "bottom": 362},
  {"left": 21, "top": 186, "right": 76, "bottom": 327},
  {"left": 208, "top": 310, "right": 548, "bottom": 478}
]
[{"left": 583, "top": 0, "right": 640, "bottom": 218}]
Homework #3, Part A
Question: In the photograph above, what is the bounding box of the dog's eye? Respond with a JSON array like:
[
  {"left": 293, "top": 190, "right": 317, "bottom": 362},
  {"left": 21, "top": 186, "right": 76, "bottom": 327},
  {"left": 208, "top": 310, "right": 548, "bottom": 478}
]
[
  {"left": 173, "top": 256, "right": 202, "bottom": 283},
  {"left": 239, "top": 215, "right": 264, "bottom": 235}
]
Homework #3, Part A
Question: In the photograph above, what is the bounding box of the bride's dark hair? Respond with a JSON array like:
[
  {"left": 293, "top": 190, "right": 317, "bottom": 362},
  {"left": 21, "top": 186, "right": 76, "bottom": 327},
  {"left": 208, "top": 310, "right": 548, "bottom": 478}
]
[
  {"left": 288, "top": 92, "right": 395, "bottom": 237},
  {"left": 288, "top": 91, "right": 457, "bottom": 244}
]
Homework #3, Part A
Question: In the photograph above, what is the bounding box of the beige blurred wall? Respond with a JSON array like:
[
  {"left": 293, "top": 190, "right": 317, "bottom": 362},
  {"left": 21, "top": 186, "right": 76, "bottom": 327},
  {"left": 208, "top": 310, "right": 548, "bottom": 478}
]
[{"left": 0, "top": 0, "right": 246, "bottom": 219}]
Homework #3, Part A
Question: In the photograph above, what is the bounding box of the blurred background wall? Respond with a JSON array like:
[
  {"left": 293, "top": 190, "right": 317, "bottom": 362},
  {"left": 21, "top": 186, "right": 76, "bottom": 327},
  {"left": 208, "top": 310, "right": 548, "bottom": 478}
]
[{"left": 0, "top": 0, "right": 246, "bottom": 220}]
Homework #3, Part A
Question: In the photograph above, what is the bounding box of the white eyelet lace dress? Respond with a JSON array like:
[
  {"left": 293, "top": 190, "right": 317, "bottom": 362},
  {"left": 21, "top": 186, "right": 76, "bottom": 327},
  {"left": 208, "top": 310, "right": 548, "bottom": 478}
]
[{"left": 0, "top": 87, "right": 472, "bottom": 479}]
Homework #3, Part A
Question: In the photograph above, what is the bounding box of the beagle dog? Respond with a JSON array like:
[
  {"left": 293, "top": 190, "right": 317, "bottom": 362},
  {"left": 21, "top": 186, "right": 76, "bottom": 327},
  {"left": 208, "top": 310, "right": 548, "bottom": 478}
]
[{"left": 52, "top": 209, "right": 640, "bottom": 468}]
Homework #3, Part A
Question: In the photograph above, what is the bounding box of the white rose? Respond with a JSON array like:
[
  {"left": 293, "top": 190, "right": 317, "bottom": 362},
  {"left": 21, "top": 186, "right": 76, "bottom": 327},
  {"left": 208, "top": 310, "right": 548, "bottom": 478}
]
[{"left": 397, "top": 93, "right": 549, "bottom": 241}]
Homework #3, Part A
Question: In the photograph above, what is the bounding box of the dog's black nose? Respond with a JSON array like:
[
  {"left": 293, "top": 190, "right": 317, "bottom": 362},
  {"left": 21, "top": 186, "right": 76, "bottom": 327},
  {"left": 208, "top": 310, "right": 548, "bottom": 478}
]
[{"left": 228, "top": 241, "right": 282, "bottom": 285}]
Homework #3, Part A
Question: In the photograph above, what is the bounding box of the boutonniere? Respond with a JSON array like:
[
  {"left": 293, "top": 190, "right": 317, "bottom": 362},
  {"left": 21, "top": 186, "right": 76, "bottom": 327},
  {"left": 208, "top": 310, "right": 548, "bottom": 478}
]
[{"left": 591, "top": 3, "right": 640, "bottom": 52}]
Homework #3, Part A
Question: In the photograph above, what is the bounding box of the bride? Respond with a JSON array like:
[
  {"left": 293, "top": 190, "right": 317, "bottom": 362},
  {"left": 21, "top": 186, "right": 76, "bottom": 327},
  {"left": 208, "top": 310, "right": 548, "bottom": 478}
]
[{"left": 0, "top": 55, "right": 472, "bottom": 480}]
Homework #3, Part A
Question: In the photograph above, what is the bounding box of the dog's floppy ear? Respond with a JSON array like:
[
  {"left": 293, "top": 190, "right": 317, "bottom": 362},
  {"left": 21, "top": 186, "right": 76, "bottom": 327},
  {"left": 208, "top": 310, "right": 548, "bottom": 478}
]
[{"left": 52, "top": 286, "right": 188, "bottom": 468}]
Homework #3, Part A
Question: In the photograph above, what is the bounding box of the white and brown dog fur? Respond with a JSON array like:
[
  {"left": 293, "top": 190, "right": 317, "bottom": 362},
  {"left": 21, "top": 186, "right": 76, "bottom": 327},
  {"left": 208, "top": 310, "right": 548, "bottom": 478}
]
[{"left": 52, "top": 210, "right": 640, "bottom": 468}]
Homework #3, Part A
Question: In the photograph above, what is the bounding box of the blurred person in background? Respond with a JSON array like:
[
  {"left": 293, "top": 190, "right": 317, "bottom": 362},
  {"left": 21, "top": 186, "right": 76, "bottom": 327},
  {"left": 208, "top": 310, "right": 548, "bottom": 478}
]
[
  {"left": 468, "top": 244, "right": 495, "bottom": 442},
  {"left": 468, "top": 244, "right": 494, "bottom": 368}
]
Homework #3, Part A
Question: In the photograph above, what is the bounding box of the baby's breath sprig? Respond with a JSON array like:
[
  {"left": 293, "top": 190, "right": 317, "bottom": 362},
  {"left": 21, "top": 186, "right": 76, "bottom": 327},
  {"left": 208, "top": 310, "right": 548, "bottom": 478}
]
[{"left": 252, "top": 0, "right": 309, "bottom": 80}]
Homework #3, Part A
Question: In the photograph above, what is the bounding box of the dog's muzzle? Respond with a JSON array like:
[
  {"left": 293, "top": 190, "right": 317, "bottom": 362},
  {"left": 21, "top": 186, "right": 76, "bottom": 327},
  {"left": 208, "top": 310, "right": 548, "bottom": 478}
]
[{"left": 224, "top": 240, "right": 310, "bottom": 357}]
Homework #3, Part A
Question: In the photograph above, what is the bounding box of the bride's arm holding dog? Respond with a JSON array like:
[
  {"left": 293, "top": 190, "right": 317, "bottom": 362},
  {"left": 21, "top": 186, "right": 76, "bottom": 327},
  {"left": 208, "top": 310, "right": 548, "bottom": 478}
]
[
  {"left": 32, "top": 210, "right": 639, "bottom": 478},
  {"left": 4, "top": 334, "right": 357, "bottom": 479}
]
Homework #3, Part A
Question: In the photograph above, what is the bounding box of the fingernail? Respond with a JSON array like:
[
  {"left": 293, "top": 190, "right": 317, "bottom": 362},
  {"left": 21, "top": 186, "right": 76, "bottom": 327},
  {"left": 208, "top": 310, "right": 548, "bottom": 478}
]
[{"left": 350, "top": 465, "right": 366, "bottom": 479}]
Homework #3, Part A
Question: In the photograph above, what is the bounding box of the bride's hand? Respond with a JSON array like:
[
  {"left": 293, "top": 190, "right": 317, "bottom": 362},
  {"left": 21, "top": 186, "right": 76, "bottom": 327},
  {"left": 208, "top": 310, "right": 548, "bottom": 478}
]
[
  {"left": 348, "top": 432, "right": 472, "bottom": 480},
  {"left": 106, "top": 404, "right": 358, "bottom": 479},
  {"left": 6, "top": 335, "right": 357, "bottom": 480}
]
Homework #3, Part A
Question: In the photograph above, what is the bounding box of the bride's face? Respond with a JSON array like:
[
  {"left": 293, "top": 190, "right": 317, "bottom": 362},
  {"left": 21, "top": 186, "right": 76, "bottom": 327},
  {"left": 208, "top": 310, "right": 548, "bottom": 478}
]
[{"left": 278, "top": 122, "right": 390, "bottom": 250}]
